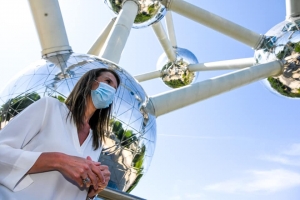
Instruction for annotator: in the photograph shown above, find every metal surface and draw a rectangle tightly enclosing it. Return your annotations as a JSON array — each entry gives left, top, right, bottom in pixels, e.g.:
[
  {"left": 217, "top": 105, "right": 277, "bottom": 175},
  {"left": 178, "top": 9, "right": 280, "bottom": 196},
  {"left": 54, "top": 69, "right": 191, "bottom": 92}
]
[
  {"left": 286, "top": 0, "right": 300, "bottom": 19},
  {"left": 134, "top": 70, "right": 162, "bottom": 82},
  {"left": 152, "top": 21, "right": 177, "bottom": 62},
  {"left": 156, "top": 47, "right": 198, "bottom": 88},
  {"left": 100, "top": 1, "right": 138, "bottom": 64},
  {"left": 147, "top": 60, "right": 283, "bottom": 117},
  {"left": 160, "top": 0, "right": 263, "bottom": 49},
  {"left": 101, "top": 0, "right": 138, "bottom": 64},
  {"left": 104, "top": 0, "right": 167, "bottom": 29},
  {"left": 88, "top": 18, "right": 116, "bottom": 56},
  {"left": 188, "top": 57, "right": 254, "bottom": 72},
  {"left": 254, "top": 17, "right": 300, "bottom": 98},
  {"left": 165, "top": 11, "right": 177, "bottom": 47},
  {"left": 134, "top": 58, "right": 254, "bottom": 82},
  {"left": 28, "top": 0, "right": 72, "bottom": 56},
  {"left": 0, "top": 53, "right": 156, "bottom": 193},
  {"left": 98, "top": 187, "right": 146, "bottom": 200}
]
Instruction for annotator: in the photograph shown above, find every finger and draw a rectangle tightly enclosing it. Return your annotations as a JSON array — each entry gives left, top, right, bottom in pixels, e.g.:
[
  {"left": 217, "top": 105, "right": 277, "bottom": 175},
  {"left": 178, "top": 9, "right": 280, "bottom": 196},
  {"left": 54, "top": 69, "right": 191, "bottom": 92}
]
[
  {"left": 96, "top": 184, "right": 106, "bottom": 193},
  {"left": 86, "top": 156, "right": 101, "bottom": 166},
  {"left": 85, "top": 158, "right": 103, "bottom": 185},
  {"left": 80, "top": 172, "right": 91, "bottom": 188},
  {"left": 100, "top": 166, "right": 110, "bottom": 178},
  {"left": 86, "top": 156, "right": 92, "bottom": 161},
  {"left": 91, "top": 165, "right": 105, "bottom": 184},
  {"left": 100, "top": 165, "right": 109, "bottom": 170},
  {"left": 87, "top": 169, "right": 99, "bottom": 189},
  {"left": 98, "top": 175, "right": 110, "bottom": 188},
  {"left": 76, "top": 174, "right": 85, "bottom": 188},
  {"left": 87, "top": 188, "right": 97, "bottom": 198},
  {"left": 102, "top": 170, "right": 111, "bottom": 179},
  {"left": 93, "top": 161, "right": 101, "bottom": 166}
]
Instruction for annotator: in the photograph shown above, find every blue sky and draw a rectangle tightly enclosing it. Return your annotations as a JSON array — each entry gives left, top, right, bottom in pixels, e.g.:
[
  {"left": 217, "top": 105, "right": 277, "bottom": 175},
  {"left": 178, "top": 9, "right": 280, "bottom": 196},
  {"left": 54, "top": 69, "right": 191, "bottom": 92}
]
[{"left": 0, "top": 0, "right": 299, "bottom": 199}]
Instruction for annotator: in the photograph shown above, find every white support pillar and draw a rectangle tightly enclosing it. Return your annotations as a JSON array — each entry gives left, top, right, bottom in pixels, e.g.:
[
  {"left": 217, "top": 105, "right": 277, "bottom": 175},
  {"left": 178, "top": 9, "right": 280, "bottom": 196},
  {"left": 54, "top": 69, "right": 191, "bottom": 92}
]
[
  {"left": 162, "top": 0, "right": 263, "bottom": 49},
  {"left": 188, "top": 58, "right": 254, "bottom": 72},
  {"left": 88, "top": 18, "right": 116, "bottom": 56},
  {"left": 152, "top": 21, "right": 177, "bottom": 62},
  {"left": 100, "top": 1, "right": 138, "bottom": 64},
  {"left": 134, "top": 70, "right": 162, "bottom": 82},
  {"left": 28, "top": 0, "right": 72, "bottom": 56},
  {"left": 134, "top": 58, "right": 253, "bottom": 82},
  {"left": 147, "top": 60, "right": 283, "bottom": 117},
  {"left": 165, "top": 11, "right": 177, "bottom": 47},
  {"left": 286, "top": 0, "right": 300, "bottom": 19}
]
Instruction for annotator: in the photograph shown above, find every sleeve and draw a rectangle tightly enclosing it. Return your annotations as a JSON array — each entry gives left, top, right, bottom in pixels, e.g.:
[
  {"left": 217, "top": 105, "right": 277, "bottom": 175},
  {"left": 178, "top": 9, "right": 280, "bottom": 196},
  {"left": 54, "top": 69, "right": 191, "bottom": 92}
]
[{"left": 0, "top": 97, "right": 49, "bottom": 191}]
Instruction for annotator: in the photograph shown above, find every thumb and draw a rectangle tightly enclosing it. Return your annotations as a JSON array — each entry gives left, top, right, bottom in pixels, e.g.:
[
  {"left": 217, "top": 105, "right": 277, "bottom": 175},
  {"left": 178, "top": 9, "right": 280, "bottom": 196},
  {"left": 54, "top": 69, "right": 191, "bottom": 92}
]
[
  {"left": 86, "top": 156, "right": 101, "bottom": 165},
  {"left": 86, "top": 156, "right": 92, "bottom": 161}
]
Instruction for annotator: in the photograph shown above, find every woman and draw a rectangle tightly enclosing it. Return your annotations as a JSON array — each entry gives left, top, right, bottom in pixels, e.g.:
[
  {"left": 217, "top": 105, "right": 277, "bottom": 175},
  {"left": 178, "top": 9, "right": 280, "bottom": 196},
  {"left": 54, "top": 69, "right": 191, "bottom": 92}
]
[{"left": 0, "top": 68, "right": 120, "bottom": 200}]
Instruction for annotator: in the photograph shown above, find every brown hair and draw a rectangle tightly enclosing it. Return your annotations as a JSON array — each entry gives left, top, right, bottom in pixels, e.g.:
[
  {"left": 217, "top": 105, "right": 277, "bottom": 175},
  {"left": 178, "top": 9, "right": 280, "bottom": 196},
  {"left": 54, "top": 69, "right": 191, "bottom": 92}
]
[{"left": 65, "top": 68, "right": 120, "bottom": 150}]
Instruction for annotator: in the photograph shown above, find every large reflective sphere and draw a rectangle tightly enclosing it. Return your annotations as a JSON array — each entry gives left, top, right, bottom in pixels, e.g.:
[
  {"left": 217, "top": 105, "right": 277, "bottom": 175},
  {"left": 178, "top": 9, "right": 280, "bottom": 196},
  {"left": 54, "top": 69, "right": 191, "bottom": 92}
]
[
  {"left": 254, "top": 18, "right": 300, "bottom": 98},
  {"left": 104, "top": 0, "right": 166, "bottom": 29},
  {"left": 0, "top": 53, "right": 156, "bottom": 193},
  {"left": 157, "top": 47, "right": 198, "bottom": 88}
]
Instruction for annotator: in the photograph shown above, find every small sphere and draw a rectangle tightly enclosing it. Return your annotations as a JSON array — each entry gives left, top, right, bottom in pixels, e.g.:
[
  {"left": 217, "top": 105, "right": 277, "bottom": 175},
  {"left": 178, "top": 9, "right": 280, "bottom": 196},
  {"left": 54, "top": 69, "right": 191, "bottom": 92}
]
[
  {"left": 157, "top": 47, "right": 198, "bottom": 88},
  {"left": 104, "top": 0, "right": 167, "bottom": 29},
  {"left": 254, "top": 18, "right": 300, "bottom": 98}
]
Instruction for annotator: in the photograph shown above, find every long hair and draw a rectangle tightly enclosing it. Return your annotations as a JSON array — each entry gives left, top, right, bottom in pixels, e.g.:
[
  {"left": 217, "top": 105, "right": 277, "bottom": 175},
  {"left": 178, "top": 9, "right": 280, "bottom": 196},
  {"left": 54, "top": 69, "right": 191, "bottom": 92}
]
[{"left": 65, "top": 68, "right": 120, "bottom": 150}]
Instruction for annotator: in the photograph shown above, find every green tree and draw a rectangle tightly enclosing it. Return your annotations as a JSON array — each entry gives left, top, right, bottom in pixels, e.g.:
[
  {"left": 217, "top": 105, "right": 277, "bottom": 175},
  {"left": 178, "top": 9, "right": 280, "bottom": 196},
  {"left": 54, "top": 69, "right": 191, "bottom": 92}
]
[
  {"left": 267, "top": 77, "right": 300, "bottom": 98},
  {"left": 0, "top": 92, "right": 41, "bottom": 124}
]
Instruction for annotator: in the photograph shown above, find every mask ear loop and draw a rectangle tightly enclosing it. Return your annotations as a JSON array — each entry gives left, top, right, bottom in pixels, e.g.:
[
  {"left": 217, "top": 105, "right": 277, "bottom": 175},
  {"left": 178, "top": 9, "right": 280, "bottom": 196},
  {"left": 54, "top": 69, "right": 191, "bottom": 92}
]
[{"left": 94, "top": 79, "right": 101, "bottom": 85}]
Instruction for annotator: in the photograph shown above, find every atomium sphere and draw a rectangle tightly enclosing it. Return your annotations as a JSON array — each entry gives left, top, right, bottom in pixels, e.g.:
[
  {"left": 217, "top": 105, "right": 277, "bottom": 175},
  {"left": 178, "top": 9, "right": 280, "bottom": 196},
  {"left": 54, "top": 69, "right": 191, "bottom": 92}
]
[
  {"left": 0, "top": 53, "right": 156, "bottom": 193},
  {"left": 104, "top": 0, "right": 166, "bottom": 29},
  {"left": 157, "top": 47, "right": 199, "bottom": 88},
  {"left": 254, "top": 17, "right": 300, "bottom": 98}
]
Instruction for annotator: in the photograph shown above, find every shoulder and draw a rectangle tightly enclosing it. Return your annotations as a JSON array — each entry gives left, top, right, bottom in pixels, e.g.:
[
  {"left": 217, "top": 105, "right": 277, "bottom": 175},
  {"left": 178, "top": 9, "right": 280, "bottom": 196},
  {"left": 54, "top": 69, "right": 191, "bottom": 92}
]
[
  {"left": 32, "top": 96, "right": 65, "bottom": 111},
  {"left": 44, "top": 96, "right": 68, "bottom": 110},
  {"left": 45, "top": 96, "right": 61, "bottom": 105}
]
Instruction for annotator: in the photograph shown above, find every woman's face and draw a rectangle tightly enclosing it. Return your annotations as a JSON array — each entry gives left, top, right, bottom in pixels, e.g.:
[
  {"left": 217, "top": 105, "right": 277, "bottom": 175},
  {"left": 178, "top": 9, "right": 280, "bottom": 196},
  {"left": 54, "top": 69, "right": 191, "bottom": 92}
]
[{"left": 92, "top": 71, "right": 118, "bottom": 90}]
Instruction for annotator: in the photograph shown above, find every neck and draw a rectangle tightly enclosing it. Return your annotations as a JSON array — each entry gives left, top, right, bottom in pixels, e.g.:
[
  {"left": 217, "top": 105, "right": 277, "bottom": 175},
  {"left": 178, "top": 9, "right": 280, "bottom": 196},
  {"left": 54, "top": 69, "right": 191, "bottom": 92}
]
[{"left": 84, "top": 96, "right": 96, "bottom": 123}]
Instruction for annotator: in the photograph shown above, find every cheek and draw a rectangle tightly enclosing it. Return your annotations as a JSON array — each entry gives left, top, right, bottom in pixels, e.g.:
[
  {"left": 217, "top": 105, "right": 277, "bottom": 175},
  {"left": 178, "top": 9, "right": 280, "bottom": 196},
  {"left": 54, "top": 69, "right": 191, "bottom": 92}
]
[{"left": 91, "top": 82, "right": 98, "bottom": 90}]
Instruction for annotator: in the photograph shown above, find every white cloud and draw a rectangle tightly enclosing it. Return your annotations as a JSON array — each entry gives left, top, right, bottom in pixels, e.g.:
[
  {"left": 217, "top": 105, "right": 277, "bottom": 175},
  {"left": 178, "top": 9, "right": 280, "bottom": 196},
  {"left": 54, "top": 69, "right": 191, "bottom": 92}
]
[
  {"left": 260, "top": 143, "right": 300, "bottom": 166},
  {"left": 168, "top": 180, "right": 206, "bottom": 200},
  {"left": 157, "top": 134, "right": 249, "bottom": 140},
  {"left": 169, "top": 193, "right": 206, "bottom": 200},
  {"left": 204, "top": 169, "right": 300, "bottom": 193},
  {"left": 283, "top": 143, "right": 300, "bottom": 156},
  {"left": 169, "top": 195, "right": 181, "bottom": 200},
  {"left": 260, "top": 155, "right": 300, "bottom": 166},
  {"left": 185, "top": 193, "right": 205, "bottom": 199}
]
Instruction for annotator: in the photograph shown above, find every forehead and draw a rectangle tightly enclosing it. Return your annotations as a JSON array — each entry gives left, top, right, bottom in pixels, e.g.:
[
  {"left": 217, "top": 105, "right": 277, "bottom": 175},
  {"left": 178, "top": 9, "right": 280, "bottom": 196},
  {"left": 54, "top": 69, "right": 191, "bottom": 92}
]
[
  {"left": 96, "top": 71, "right": 118, "bottom": 87},
  {"left": 98, "top": 71, "right": 116, "bottom": 80}
]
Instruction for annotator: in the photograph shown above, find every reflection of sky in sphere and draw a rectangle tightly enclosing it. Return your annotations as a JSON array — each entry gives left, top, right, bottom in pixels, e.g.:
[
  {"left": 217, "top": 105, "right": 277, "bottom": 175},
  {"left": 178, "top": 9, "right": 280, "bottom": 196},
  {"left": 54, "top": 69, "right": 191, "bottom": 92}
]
[
  {"left": 254, "top": 18, "right": 300, "bottom": 98},
  {"left": 0, "top": 53, "right": 156, "bottom": 192}
]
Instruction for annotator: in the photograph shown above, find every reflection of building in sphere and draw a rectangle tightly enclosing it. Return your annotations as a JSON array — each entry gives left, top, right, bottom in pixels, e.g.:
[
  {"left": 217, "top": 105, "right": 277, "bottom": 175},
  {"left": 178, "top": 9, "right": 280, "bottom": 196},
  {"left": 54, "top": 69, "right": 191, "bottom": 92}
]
[
  {"left": 254, "top": 18, "right": 300, "bottom": 98},
  {"left": 157, "top": 47, "right": 198, "bottom": 88},
  {"left": 0, "top": 53, "right": 156, "bottom": 192},
  {"left": 104, "top": 0, "right": 166, "bottom": 28}
]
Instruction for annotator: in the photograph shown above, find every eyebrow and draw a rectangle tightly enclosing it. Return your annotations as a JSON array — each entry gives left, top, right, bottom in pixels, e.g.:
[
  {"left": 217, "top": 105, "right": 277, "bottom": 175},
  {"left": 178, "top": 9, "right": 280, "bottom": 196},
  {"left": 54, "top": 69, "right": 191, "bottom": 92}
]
[{"left": 102, "top": 76, "right": 117, "bottom": 88}]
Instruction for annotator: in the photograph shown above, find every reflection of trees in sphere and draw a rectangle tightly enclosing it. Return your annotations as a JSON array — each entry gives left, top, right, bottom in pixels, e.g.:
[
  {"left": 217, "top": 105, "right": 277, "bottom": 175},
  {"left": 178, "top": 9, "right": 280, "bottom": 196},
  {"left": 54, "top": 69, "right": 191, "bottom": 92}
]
[
  {"left": 157, "top": 47, "right": 198, "bottom": 88},
  {"left": 254, "top": 18, "right": 300, "bottom": 98},
  {"left": 104, "top": 0, "right": 166, "bottom": 28},
  {"left": 0, "top": 53, "right": 156, "bottom": 192}
]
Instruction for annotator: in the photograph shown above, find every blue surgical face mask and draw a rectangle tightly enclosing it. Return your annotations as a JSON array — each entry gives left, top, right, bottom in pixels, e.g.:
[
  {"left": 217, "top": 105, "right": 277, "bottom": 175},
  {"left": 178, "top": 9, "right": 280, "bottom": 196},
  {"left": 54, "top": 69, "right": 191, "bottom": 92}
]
[{"left": 91, "top": 82, "right": 116, "bottom": 109}]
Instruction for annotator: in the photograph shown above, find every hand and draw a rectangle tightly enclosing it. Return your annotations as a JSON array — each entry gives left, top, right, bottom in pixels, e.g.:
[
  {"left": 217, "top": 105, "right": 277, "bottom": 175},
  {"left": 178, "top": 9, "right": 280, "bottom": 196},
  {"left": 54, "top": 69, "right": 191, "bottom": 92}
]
[
  {"left": 87, "top": 158, "right": 111, "bottom": 198},
  {"left": 57, "top": 154, "right": 105, "bottom": 190}
]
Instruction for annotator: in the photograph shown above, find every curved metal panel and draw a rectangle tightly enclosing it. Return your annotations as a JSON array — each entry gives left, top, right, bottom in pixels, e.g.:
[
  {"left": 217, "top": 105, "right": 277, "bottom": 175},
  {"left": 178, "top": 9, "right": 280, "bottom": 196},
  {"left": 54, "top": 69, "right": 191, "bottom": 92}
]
[{"left": 0, "top": 53, "right": 156, "bottom": 192}]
